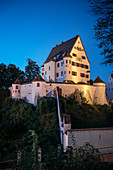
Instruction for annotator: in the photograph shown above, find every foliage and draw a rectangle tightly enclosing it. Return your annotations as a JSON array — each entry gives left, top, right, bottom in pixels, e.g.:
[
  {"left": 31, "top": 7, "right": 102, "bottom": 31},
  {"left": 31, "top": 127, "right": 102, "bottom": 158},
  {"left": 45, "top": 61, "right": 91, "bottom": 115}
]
[
  {"left": 0, "top": 89, "right": 10, "bottom": 104},
  {"left": 43, "top": 143, "right": 110, "bottom": 170},
  {"left": 25, "top": 58, "right": 40, "bottom": 82},
  {"left": 0, "top": 97, "right": 59, "bottom": 169},
  {"left": 0, "top": 58, "right": 40, "bottom": 89},
  {"left": 88, "top": 0, "right": 113, "bottom": 65},
  {"left": 60, "top": 96, "right": 113, "bottom": 129},
  {"left": 0, "top": 63, "right": 25, "bottom": 89}
]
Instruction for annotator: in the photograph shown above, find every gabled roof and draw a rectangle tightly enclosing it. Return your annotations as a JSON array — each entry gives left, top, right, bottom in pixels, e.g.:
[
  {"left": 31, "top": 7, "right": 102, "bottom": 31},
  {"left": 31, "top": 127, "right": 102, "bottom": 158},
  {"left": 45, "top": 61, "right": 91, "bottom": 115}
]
[
  {"left": 33, "top": 75, "right": 45, "bottom": 82},
  {"left": 93, "top": 76, "right": 105, "bottom": 83},
  {"left": 13, "top": 79, "right": 22, "bottom": 84},
  {"left": 44, "top": 35, "right": 79, "bottom": 63}
]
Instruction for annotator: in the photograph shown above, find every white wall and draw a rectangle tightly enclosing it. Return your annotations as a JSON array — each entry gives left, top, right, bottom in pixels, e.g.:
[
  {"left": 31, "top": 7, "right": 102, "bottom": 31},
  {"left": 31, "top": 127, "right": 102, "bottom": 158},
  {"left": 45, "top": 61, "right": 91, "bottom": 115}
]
[
  {"left": 21, "top": 83, "right": 32, "bottom": 103},
  {"left": 67, "top": 128, "right": 113, "bottom": 154},
  {"left": 32, "top": 81, "right": 46, "bottom": 105},
  {"left": 46, "top": 83, "right": 108, "bottom": 105}
]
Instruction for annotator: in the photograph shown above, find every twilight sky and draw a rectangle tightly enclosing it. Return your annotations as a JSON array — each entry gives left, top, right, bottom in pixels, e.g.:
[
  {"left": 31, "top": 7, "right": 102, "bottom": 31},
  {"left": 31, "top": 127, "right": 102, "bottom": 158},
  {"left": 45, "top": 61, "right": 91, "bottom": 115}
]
[{"left": 0, "top": 0, "right": 112, "bottom": 82}]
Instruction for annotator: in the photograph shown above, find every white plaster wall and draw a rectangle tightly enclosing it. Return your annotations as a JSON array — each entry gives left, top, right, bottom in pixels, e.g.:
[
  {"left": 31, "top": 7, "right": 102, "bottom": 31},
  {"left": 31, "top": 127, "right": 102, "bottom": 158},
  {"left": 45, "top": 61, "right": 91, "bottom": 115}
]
[
  {"left": 12, "top": 84, "right": 21, "bottom": 99},
  {"left": 46, "top": 83, "right": 100, "bottom": 104},
  {"left": 32, "top": 81, "right": 46, "bottom": 105},
  {"left": 21, "top": 83, "right": 32, "bottom": 103},
  {"left": 63, "top": 57, "right": 72, "bottom": 82},
  {"left": 68, "top": 128, "right": 113, "bottom": 154},
  {"left": 55, "top": 60, "right": 64, "bottom": 82},
  {"left": 93, "top": 83, "right": 108, "bottom": 105},
  {"left": 106, "top": 75, "right": 113, "bottom": 100},
  {"left": 44, "top": 61, "right": 54, "bottom": 82}
]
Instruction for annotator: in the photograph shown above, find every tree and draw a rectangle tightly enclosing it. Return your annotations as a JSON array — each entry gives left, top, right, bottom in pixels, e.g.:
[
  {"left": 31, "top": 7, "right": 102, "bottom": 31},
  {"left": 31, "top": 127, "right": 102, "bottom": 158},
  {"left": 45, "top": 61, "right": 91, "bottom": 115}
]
[
  {"left": 7, "top": 64, "right": 25, "bottom": 87},
  {"left": 25, "top": 58, "right": 40, "bottom": 82},
  {"left": 0, "top": 63, "right": 25, "bottom": 89},
  {"left": 0, "top": 63, "right": 7, "bottom": 88},
  {"left": 88, "top": 0, "right": 113, "bottom": 65}
]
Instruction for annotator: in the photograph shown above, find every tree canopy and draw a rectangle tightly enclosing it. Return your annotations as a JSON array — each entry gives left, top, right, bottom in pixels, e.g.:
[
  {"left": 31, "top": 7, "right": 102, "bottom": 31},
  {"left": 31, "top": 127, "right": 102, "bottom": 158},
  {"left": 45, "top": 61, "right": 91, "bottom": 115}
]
[
  {"left": 88, "top": 0, "right": 113, "bottom": 65},
  {"left": 25, "top": 58, "right": 40, "bottom": 82},
  {"left": 0, "top": 58, "right": 40, "bottom": 89}
]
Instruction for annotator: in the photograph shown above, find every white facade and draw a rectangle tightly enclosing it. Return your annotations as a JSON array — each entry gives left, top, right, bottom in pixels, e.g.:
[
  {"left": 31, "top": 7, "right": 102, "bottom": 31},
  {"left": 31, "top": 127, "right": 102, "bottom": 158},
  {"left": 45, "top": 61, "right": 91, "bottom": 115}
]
[
  {"left": 12, "top": 77, "right": 108, "bottom": 106},
  {"left": 66, "top": 128, "right": 113, "bottom": 155},
  {"left": 106, "top": 74, "right": 113, "bottom": 100},
  {"left": 41, "top": 36, "right": 90, "bottom": 84}
]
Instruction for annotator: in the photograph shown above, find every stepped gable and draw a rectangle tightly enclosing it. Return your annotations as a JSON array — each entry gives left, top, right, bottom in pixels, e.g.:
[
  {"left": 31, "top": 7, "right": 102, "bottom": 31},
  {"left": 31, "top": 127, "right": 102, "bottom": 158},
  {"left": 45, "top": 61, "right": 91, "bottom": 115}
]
[
  {"left": 93, "top": 76, "right": 105, "bottom": 83},
  {"left": 44, "top": 35, "right": 79, "bottom": 63},
  {"left": 33, "top": 75, "right": 45, "bottom": 82},
  {"left": 13, "top": 79, "right": 22, "bottom": 84}
]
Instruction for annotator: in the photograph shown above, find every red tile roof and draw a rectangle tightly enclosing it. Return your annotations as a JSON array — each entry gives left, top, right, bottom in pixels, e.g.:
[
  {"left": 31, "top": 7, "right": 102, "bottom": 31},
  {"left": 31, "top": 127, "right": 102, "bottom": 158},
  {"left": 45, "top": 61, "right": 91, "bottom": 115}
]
[
  {"left": 44, "top": 35, "right": 79, "bottom": 63},
  {"left": 33, "top": 75, "right": 45, "bottom": 82},
  {"left": 93, "top": 76, "right": 105, "bottom": 83},
  {"left": 13, "top": 79, "right": 22, "bottom": 84}
]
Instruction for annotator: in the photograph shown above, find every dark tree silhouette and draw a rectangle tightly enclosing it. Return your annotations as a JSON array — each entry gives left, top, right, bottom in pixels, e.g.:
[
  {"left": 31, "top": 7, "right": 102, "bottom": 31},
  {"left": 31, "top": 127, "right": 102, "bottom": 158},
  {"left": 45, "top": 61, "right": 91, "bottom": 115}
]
[
  {"left": 88, "top": 0, "right": 113, "bottom": 65},
  {"left": 25, "top": 58, "right": 40, "bottom": 82}
]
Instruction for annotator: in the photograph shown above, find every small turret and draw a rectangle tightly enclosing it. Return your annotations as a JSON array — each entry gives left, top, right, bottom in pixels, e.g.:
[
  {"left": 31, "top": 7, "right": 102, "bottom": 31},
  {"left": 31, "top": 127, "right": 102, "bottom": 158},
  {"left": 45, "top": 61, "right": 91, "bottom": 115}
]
[
  {"left": 12, "top": 79, "right": 21, "bottom": 99},
  {"left": 93, "top": 76, "right": 108, "bottom": 105}
]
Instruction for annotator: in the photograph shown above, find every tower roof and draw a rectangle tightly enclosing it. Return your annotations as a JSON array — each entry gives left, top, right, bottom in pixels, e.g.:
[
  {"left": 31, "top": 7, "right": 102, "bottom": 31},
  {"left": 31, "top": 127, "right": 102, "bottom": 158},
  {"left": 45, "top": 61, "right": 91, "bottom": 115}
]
[
  {"left": 44, "top": 35, "right": 79, "bottom": 63},
  {"left": 33, "top": 75, "right": 45, "bottom": 82},
  {"left": 13, "top": 79, "right": 22, "bottom": 84},
  {"left": 93, "top": 76, "right": 105, "bottom": 83}
]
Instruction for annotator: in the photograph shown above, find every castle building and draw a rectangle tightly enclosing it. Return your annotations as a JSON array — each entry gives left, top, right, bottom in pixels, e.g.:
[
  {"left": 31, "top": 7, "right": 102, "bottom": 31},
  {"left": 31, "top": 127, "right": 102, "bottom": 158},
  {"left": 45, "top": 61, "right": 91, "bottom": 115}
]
[
  {"left": 41, "top": 35, "right": 90, "bottom": 84},
  {"left": 106, "top": 74, "right": 113, "bottom": 100},
  {"left": 11, "top": 35, "right": 108, "bottom": 106}
]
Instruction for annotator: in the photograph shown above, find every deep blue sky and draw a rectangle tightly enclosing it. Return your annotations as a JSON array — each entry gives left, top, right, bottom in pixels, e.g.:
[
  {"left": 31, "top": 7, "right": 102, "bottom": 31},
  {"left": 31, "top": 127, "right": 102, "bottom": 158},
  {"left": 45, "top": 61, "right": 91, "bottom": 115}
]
[{"left": 0, "top": 0, "right": 112, "bottom": 82}]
